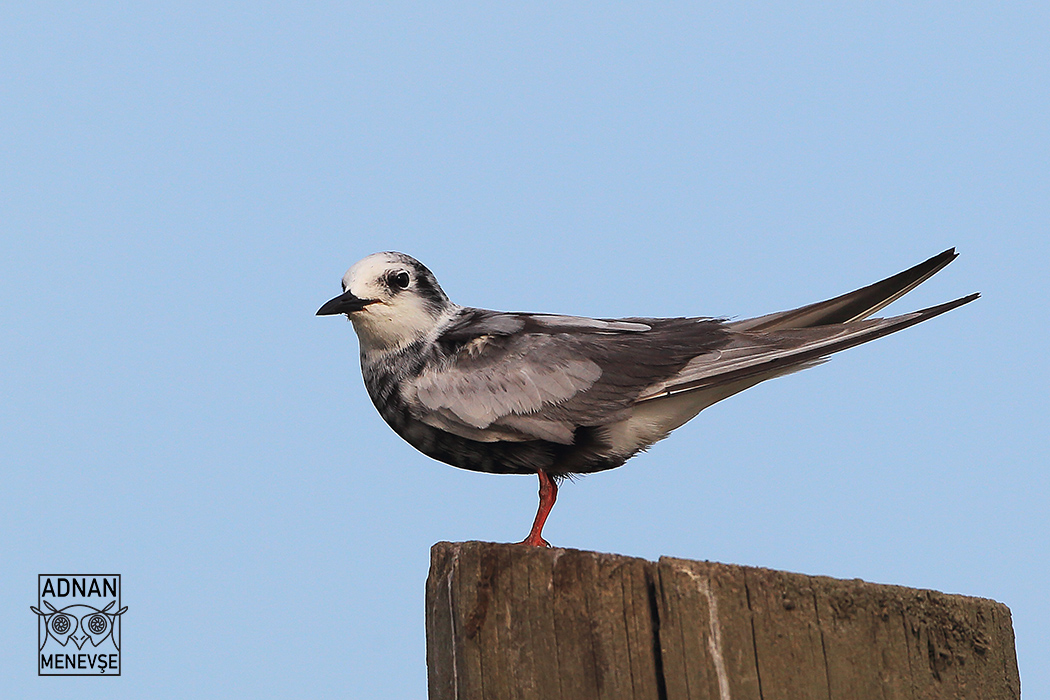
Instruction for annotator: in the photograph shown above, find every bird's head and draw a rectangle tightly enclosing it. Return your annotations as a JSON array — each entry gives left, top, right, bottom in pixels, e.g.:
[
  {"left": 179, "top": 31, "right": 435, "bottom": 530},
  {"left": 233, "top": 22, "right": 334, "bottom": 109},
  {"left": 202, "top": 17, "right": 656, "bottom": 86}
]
[{"left": 317, "top": 252, "right": 453, "bottom": 353}]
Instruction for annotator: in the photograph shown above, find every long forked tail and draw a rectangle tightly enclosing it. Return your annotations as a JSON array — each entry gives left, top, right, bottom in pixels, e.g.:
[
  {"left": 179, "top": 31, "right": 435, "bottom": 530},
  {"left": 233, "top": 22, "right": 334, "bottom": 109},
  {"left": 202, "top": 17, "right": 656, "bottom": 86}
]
[{"left": 730, "top": 248, "right": 961, "bottom": 332}]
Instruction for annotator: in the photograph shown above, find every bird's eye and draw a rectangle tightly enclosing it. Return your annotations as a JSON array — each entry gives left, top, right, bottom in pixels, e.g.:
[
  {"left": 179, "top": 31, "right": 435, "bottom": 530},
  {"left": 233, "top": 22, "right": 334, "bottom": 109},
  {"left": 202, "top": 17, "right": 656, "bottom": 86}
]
[{"left": 392, "top": 271, "right": 411, "bottom": 289}]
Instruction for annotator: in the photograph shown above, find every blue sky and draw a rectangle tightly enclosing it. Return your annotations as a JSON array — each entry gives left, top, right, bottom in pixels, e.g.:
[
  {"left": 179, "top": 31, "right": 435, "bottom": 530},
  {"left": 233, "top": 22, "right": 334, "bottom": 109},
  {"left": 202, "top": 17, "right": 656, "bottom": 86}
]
[{"left": 1, "top": 3, "right": 1046, "bottom": 697}]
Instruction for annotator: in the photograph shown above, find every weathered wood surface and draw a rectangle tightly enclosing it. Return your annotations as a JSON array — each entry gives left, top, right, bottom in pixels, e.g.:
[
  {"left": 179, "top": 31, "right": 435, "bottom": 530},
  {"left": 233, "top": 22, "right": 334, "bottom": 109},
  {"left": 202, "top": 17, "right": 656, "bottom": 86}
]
[{"left": 426, "top": 541, "right": 1019, "bottom": 700}]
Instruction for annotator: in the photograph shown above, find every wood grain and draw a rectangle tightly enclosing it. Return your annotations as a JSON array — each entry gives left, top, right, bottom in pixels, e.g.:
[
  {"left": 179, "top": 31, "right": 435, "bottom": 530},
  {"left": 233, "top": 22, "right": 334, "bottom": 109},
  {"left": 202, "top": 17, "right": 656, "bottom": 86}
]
[{"left": 426, "top": 542, "right": 1019, "bottom": 700}]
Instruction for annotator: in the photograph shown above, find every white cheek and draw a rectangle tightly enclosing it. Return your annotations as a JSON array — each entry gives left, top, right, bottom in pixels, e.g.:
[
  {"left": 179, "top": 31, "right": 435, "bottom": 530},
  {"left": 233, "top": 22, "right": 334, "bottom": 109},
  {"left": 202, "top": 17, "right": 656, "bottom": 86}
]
[{"left": 351, "top": 297, "right": 438, "bottom": 352}]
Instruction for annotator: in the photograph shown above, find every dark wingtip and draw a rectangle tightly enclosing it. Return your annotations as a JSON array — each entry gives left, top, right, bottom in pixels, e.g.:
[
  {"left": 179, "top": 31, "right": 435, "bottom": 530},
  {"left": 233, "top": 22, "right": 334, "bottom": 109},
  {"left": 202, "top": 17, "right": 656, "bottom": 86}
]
[
  {"left": 914, "top": 291, "right": 980, "bottom": 319},
  {"left": 733, "top": 247, "right": 970, "bottom": 332},
  {"left": 922, "top": 247, "right": 959, "bottom": 273}
]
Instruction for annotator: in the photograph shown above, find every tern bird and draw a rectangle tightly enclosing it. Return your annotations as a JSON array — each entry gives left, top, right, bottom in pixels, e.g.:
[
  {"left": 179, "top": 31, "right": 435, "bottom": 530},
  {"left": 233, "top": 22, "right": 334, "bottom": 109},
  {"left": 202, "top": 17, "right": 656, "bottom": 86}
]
[{"left": 318, "top": 249, "right": 976, "bottom": 546}]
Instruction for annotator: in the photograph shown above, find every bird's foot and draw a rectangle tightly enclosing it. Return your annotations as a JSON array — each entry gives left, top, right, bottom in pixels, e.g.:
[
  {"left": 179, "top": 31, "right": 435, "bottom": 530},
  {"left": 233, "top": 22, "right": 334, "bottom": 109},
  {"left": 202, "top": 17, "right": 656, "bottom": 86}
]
[{"left": 517, "top": 532, "right": 552, "bottom": 547}]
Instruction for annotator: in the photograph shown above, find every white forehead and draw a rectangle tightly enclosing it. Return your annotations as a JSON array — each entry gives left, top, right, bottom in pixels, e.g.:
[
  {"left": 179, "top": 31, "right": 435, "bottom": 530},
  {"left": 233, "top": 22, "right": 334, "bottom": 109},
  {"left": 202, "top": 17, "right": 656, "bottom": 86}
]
[{"left": 342, "top": 252, "right": 406, "bottom": 291}]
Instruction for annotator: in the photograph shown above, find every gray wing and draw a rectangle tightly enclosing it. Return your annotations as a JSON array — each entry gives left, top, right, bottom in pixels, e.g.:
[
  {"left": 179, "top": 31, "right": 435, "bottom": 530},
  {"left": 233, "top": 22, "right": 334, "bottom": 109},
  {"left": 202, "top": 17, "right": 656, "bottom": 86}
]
[
  {"left": 401, "top": 311, "right": 729, "bottom": 444},
  {"left": 730, "top": 248, "right": 960, "bottom": 331},
  {"left": 639, "top": 294, "right": 978, "bottom": 401}
]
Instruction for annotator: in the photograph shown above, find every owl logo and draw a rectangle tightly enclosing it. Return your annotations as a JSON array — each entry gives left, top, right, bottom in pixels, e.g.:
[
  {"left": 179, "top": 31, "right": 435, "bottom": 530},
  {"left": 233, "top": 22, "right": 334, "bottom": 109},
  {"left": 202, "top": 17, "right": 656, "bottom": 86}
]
[{"left": 31, "top": 600, "right": 128, "bottom": 651}]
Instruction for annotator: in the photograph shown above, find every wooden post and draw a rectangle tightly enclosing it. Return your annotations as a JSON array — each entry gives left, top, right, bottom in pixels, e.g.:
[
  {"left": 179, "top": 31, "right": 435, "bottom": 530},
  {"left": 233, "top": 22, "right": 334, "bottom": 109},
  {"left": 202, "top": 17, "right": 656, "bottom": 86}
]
[{"left": 426, "top": 541, "right": 1019, "bottom": 700}]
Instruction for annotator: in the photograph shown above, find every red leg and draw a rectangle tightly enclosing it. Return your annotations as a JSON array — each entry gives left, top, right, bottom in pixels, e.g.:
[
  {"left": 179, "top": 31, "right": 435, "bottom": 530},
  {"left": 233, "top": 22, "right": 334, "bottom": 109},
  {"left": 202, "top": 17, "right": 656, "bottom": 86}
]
[{"left": 518, "top": 470, "right": 558, "bottom": 547}]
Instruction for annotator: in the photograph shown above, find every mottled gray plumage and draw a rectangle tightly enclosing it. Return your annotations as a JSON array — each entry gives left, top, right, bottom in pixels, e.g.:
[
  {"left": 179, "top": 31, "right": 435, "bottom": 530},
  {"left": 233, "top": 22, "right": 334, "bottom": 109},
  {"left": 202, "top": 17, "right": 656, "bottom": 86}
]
[{"left": 317, "top": 248, "right": 976, "bottom": 544}]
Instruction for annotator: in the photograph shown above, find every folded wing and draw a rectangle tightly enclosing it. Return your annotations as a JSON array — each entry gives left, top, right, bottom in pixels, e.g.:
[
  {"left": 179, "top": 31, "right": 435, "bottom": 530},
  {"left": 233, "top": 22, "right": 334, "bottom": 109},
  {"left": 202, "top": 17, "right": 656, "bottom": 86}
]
[
  {"left": 403, "top": 313, "right": 729, "bottom": 444},
  {"left": 730, "top": 248, "right": 960, "bottom": 331},
  {"left": 639, "top": 294, "right": 978, "bottom": 402}
]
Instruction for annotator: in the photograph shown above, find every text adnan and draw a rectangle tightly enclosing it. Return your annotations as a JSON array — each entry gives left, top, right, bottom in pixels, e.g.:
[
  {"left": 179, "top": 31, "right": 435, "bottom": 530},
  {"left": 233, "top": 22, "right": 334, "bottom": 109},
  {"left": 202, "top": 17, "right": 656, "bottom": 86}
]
[{"left": 41, "top": 577, "right": 118, "bottom": 598}]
